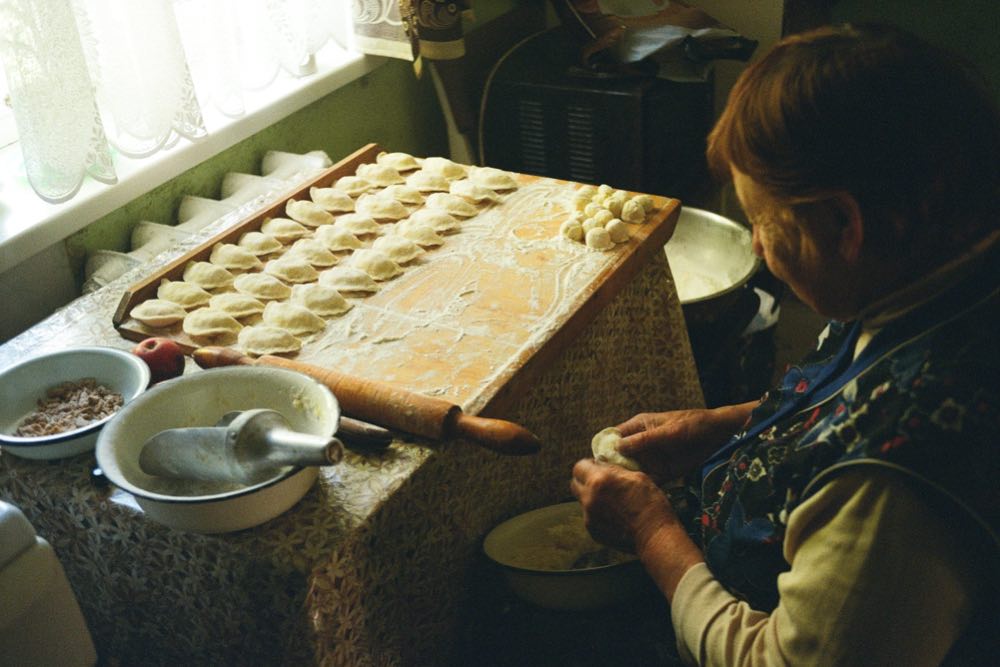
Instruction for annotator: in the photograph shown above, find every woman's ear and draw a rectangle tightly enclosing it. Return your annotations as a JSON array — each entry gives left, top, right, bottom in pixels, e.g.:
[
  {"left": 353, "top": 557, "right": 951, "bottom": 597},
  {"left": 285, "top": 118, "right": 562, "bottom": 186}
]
[{"left": 830, "top": 193, "right": 864, "bottom": 263}]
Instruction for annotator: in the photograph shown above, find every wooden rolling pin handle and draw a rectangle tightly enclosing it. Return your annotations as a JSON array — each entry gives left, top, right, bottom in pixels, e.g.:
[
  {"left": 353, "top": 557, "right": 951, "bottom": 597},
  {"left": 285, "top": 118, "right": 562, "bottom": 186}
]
[{"left": 448, "top": 413, "right": 541, "bottom": 456}]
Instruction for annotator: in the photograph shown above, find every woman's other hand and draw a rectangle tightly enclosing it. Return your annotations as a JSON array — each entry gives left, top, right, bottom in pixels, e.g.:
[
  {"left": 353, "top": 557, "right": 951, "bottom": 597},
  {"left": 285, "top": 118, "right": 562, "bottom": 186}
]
[{"left": 616, "top": 401, "right": 757, "bottom": 482}]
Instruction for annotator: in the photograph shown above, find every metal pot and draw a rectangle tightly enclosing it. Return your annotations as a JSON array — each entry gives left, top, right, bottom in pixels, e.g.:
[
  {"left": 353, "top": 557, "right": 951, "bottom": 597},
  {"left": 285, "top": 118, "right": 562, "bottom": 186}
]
[{"left": 664, "top": 207, "right": 760, "bottom": 326}]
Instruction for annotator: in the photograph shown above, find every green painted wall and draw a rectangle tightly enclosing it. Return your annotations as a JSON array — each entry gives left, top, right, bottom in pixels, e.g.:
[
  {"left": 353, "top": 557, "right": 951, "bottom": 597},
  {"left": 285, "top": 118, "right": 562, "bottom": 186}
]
[{"left": 64, "top": 58, "right": 448, "bottom": 282}]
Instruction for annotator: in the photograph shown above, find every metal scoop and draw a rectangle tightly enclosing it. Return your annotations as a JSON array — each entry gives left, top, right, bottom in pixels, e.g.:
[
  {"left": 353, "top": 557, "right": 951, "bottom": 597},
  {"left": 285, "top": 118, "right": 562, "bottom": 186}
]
[{"left": 138, "top": 409, "right": 343, "bottom": 485}]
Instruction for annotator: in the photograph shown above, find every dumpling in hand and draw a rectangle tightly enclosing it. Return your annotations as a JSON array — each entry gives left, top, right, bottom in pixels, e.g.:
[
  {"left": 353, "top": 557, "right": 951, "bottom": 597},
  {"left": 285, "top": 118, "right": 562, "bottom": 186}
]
[
  {"left": 183, "top": 261, "right": 234, "bottom": 290},
  {"left": 449, "top": 180, "right": 500, "bottom": 203},
  {"left": 376, "top": 151, "right": 420, "bottom": 172},
  {"left": 264, "top": 256, "right": 319, "bottom": 284},
  {"left": 356, "top": 163, "right": 405, "bottom": 186},
  {"left": 334, "top": 213, "right": 382, "bottom": 237},
  {"left": 233, "top": 273, "right": 292, "bottom": 300},
  {"left": 209, "top": 292, "right": 266, "bottom": 319},
  {"left": 394, "top": 220, "right": 444, "bottom": 247},
  {"left": 287, "top": 239, "right": 339, "bottom": 267},
  {"left": 408, "top": 208, "right": 461, "bottom": 232},
  {"left": 183, "top": 308, "right": 243, "bottom": 338},
  {"left": 421, "top": 156, "right": 466, "bottom": 181},
  {"left": 350, "top": 249, "right": 403, "bottom": 281},
  {"left": 319, "top": 266, "right": 379, "bottom": 294},
  {"left": 334, "top": 175, "right": 374, "bottom": 196},
  {"left": 157, "top": 279, "right": 211, "bottom": 308},
  {"left": 314, "top": 225, "right": 364, "bottom": 251},
  {"left": 469, "top": 166, "right": 518, "bottom": 191},
  {"left": 372, "top": 235, "right": 423, "bottom": 264},
  {"left": 209, "top": 243, "right": 263, "bottom": 271},
  {"left": 309, "top": 187, "right": 355, "bottom": 213},
  {"left": 238, "top": 231, "right": 283, "bottom": 256},
  {"left": 238, "top": 325, "right": 302, "bottom": 356},
  {"left": 286, "top": 199, "right": 335, "bottom": 227},
  {"left": 260, "top": 217, "right": 309, "bottom": 242},
  {"left": 378, "top": 184, "right": 425, "bottom": 205},
  {"left": 262, "top": 301, "right": 325, "bottom": 335},
  {"left": 356, "top": 194, "right": 408, "bottom": 221},
  {"left": 291, "top": 283, "right": 353, "bottom": 316},
  {"left": 406, "top": 170, "right": 450, "bottom": 193},
  {"left": 424, "top": 192, "right": 479, "bottom": 218},
  {"left": 130, "top": 299, "right": 186, "bottom": 328}
]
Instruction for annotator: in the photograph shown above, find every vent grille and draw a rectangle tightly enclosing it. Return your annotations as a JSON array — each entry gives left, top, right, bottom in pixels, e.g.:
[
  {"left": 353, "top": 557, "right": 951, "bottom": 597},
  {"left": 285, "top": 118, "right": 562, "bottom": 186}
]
[
  {"left": 565, "top": 104, "right": 597, "bottom": 183},
  {"left": 516, "top": 99, "right": 547, "bottom": 174}
]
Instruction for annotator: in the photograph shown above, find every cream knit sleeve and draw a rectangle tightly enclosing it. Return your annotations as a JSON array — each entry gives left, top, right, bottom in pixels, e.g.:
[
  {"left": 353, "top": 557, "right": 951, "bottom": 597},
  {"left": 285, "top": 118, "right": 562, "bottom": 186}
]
[{"left": 670, "top": 467, "right": 979, "bottom": 666}]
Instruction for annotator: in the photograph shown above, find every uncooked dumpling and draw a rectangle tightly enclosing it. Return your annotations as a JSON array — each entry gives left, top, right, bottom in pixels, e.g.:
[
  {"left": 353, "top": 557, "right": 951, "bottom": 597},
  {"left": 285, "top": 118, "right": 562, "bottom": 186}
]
[
  {"left": 238, "top": 325, "right": 301, "bottom": 356},
  {"left": 350, "top": 249, "right": 403, "bottom": 281},
  {"left": 183, "top": 308, "right": 243, "bottom": 338},
  {"left": 606, "top": 219, "right": 630, "bottom": 244},
  {"left": 262, "top": 301, "right": 325, "bottom": 335},
  {"left": 372, "top": 235, "right": 424, "bottom": 263},
  {"left": 286, "top": 199, "right": 335, "bottom": 227},
  {"left": 130, "top": 299, "right": 186, "bottom": 328},
  {"left": 319, "top": 266, "right": 379, "bottom": 294},
  {"left": 183, "top": 261, "right": 234, "bottom": 290},
  {"left": 378, "top": 184, "right": 425, "bottom": 205},
  {"left": 356, "top": 162, "right": 405, "bottom": 186},
  {"left": 394, "top": 220, "right": 444, "bottom": 247},
  {"left": 314, "top": 225, "right": 364, "bottom": 251},
  {"left": 469, "top": 166, "right": 518, "bottom": 190},
  {"left": 209, "top": 292, "right": 266, "bottom": 319},
  {"left": 260, "top": 217, "right": 309, "bottom": 242},
  {"left": 356, "top": 194, "right": 408, "bottom": 221},
  {"left": 264, "top": 256, "right": 319, "bottom": 284},
  {"left": 424, "top": 192, "right": 479, "bottom": 218},
  {"left": 421, "top": 156, "right": 466, "bottom": 180},
  {"left": 408, "top": 208, "right": 461, "bottom": 232},
  {"left": 233, "top": 273, "right": 292, "bottom": 300},
  {"left": 157, "top": 279, "right": 212, "bottom": 308},
  {"left": 334, "top": 213, "right": 382, "bottom": 237},
  {"left": 238, "top": 231, "right": 284, "bottom": 256},
  {"left": 376, "top": 151, "right": 420, "bottom": 172},
  {"left": 287, "top": 239, "right": 339, "bottom": 267},
  {"left": 406, "top": 170, "right": 450, "bottom": 193},
  {"left": 591, "top": 427, "right": 640, "bottom": 471},
  {"left": 585, "top": 227, "right": 613, "bottom": 251},
  {"left": 334, "top": 175, "right": 374, "bottom": 196},
  {"left": 291, "top": 283, "right": 353, "bottom": 316},
  {"left": 620, "top": 199, "right": 646, "bottom": 224},
  {"left": 309, "top": 187, "right": 355, "bottom": 213},
  {"left": 449, "top": 180, "right": 500, "bottom": 203},
  {"left": 209, "top": 243, "right": 263, "bottom": 271}
]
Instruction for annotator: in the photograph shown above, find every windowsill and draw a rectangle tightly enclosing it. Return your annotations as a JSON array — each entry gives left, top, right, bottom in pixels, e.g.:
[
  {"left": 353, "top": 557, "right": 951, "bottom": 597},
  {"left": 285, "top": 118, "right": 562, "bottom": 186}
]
[{"left": 0, "top": 43, "right": 387, "bottom": 274}]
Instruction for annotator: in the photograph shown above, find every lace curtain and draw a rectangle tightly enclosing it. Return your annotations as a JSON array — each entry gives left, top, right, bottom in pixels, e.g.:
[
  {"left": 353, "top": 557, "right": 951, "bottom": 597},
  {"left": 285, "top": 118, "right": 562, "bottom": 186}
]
[{"left": 0, "top": 0, "right": 469, "bottom": 204}]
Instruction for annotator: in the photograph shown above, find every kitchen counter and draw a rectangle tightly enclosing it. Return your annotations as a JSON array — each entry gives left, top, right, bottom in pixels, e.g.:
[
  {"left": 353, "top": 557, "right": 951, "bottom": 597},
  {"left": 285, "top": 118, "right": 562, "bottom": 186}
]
[{"left": 0, "top": 169, "right": 703, "bottom": 665}]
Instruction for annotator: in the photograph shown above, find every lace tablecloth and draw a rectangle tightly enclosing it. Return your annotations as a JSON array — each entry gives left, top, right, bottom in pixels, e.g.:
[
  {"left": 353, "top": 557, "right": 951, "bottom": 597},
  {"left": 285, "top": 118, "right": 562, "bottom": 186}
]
[{"left": 0, "top": 198, "right": 703, "bottom": 665}]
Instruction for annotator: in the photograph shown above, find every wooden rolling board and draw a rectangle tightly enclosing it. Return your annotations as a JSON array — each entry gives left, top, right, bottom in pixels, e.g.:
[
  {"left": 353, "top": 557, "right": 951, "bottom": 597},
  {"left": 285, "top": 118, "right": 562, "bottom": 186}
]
[{"left": 115, "top": 144, "right": 681, "bottom": 418}]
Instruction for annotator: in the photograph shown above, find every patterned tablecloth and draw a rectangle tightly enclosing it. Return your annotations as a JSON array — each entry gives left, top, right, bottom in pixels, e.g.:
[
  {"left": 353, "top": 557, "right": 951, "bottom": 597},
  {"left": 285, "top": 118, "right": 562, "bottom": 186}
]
[{"left": 0, "top": 197, "right": 703, "bottom": 666}]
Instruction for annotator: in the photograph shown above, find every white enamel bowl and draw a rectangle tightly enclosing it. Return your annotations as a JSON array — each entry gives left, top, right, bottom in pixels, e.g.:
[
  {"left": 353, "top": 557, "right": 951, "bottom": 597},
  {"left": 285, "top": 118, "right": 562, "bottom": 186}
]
[
  {"left": 483, "top": 501, "right": 650, "bottom": 611},
  {"left": 0, "top": 347, "right": 151, "bottom": 460},
  {"left": 96, "top": 366, "right": 339, "bottom": 534}
]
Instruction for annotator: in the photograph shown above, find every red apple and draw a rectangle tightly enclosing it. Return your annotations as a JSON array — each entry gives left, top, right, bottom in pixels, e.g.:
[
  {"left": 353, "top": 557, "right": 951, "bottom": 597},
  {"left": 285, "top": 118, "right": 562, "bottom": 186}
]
[{"left": 132, "top": 337, "right": 185, "bottom": 384}]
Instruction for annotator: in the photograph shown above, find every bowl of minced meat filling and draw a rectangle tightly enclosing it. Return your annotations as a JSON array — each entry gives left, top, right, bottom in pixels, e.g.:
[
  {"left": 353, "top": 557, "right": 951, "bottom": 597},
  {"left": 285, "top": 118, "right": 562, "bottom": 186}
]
[{"left": 0, "top": 347, "right": 150, "bottom": 460}]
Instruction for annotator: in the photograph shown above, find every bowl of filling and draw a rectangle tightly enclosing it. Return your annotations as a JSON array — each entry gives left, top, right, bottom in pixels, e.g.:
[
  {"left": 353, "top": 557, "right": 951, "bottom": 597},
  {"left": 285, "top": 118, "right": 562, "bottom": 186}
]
[
  {"left": 0, "top": 347, "right": 151, "bottom": 460},
  {"left": 483, "top": 501, "right": 650, "bottom": 611}
]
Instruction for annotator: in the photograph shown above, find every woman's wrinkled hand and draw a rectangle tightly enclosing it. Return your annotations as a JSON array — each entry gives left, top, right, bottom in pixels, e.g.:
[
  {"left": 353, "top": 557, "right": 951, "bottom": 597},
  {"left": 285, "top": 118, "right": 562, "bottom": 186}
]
[
  {"left": 615, "top": 403, "right": 756, "bottom": 482},
  {"left": 569, "top": 458, "right": 676, "bottom": 553}
]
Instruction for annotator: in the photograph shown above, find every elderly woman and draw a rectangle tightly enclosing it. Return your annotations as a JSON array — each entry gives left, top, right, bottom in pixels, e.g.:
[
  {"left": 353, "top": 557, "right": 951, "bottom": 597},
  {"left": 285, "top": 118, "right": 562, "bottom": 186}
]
[{"left": 571, "top": 24, "right": 998, "bottom": 666}]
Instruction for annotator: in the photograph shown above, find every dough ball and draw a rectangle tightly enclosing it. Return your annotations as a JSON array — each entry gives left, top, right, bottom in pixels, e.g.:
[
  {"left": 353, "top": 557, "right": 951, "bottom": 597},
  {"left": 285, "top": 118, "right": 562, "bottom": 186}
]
[
  {"left": 583, "top": 202, "right": 602, "bottom": 218},
  {"left": 604, "top": 195, "right": 626, "bottom": 218},
  {"left": 560, "top": 219, "right": 584, "bottom": 242},
  {"left": 632, "top": 194, "right": 655, "bottom": 212},
  {"left": 606, "top": 219, "right": 630, "bottom": 244},
  {"left": 585, "top": 227, "right": 613, "bottom": 251},
  {"left": 593, "top": 209, "right": 615, "bottom": 226},
  {"left": 621, "top": 199, "right": 646, "bottom": 224},
  {"left": 591, "top": 427, "right": 640, "bottom": 471}
]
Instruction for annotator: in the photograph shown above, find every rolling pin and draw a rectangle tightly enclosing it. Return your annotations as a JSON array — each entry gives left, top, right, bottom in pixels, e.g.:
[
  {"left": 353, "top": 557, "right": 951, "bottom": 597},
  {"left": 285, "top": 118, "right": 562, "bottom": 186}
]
[{"left": 192, "top": 347, "right": 541, "bottom": 456}]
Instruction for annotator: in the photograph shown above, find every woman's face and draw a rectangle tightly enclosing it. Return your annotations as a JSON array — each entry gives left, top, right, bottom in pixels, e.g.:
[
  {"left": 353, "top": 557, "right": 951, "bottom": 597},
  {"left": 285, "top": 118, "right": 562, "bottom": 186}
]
[{"left": 732, "top": 169, "right": 854, "bottom": 318}]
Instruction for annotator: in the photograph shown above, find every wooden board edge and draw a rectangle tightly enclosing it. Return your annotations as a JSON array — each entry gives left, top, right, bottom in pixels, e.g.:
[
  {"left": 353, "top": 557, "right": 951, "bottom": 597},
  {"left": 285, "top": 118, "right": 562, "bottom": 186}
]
[{"left": 113, "top": 143, "right": 383, "bottom": 334}]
